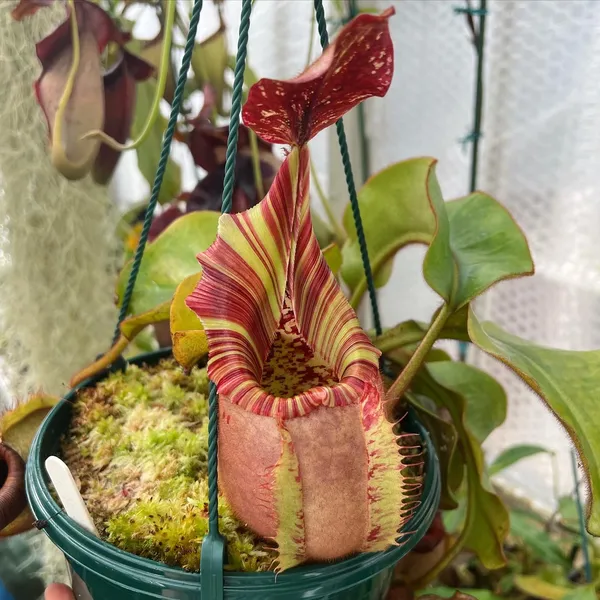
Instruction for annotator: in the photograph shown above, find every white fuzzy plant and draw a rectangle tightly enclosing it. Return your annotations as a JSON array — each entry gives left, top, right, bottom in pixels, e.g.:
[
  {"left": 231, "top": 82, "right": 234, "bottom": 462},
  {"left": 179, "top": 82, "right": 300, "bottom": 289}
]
[{"left": 0, "top": 1, "right": 118, "bottom": 400}]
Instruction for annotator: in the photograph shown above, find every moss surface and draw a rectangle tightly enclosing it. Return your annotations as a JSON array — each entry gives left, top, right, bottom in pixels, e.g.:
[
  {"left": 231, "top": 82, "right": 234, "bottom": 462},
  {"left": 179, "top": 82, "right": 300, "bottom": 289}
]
[{"left": 61, "top": 359, "right": 276, "bottom": 572}]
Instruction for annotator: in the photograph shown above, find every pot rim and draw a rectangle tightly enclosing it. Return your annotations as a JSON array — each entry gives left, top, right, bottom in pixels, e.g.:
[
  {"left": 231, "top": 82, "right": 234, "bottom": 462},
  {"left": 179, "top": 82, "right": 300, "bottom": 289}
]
[{"left": 26, "top": 348, "right": 441, "bottom": 593}]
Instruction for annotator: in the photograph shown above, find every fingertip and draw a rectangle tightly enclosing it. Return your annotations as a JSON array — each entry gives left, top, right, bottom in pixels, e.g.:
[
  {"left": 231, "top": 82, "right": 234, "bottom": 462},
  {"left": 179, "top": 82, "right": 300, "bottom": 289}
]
[{"left": 45, "top": 583, "right": 74, "bottom": 600}]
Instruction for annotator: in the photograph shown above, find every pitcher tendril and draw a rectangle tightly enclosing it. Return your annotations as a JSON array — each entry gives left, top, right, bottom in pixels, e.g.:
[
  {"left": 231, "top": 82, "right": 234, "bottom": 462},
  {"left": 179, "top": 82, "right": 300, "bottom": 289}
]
[{"left": 80, "top": 0, "right": 176, "bottom": 151}]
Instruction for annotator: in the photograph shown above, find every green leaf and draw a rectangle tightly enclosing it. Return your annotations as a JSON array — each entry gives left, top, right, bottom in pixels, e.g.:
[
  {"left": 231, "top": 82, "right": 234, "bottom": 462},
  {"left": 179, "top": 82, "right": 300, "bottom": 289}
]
[
  {"left": 509, "top": 510, "right": 569, "bottom": 568},
  {"left": 418, "top": 588, "right": 502, "bottom": 600},
  {"left": 409, "top": 395, "right": 462, "bottom": 510},
  {"left": 132, "top": 80, "right": 181, "bottom": 203},
  {"left": 489, "top": 444, "right": 551, "bottom": 476},
  {"left": 468, "top": 307, "right": 600, "bottom": 535},
  {"left": 442, "top": 492, "right": 466, "bottom": 534},
  {"left": 341, "top": 158, "right": 436, "bottom": 306},
  {"left": 432, "top": 361, "right": 507, "bottom": 444},
  {"left": 514, "top": 576, "right": 573, "bottom": 600},
  {"left": 170, "top": 273, "right": 208, "bottom": 371},
  {"left": 116, "top": 211, "right": 219, "bottom": 315},
  {"left": 558, "top": 496, "right": 579, "bottom": 529},
  {"left": 323, "top": 243, "right": 343, "bottom": 275},
  {"left": 311, "top": 210, "right": 334, "bottom": 249},
  {"left": 537, "top": 565, "right": 573, "bottom": 588},
  {"left": 192, "top": 25, "right": 228, "bottom": 114},
  {"left": 414, "top": 362, "right": 509, "bottom": 569},
  {"left": 342, "top": 158, "right": 533, "bottom": 310},
  {"left": 563, "top": 585, "right": 598, "bottom": 600},
  {"left": 424, "top": 191, "right": 534, "bottom": 310}
]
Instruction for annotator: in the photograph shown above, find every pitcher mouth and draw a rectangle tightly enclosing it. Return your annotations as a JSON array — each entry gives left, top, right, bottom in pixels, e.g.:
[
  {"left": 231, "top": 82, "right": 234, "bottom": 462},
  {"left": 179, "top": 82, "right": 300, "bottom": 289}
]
[
  {"left": 211, "top": 289, "right": 382, "bottom": 419},
  {"left": 0, "top": 442, "right": 27, "bottom": 532},
  {"left": 187, "top": 146, "right": 382, "bottom": 421}
]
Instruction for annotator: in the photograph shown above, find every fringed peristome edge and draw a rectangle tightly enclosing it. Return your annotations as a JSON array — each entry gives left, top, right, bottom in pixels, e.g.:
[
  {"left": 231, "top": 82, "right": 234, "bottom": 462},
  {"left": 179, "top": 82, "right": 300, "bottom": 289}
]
[{"left": 361, "top": 392, "right": 424, "bottom": 553}]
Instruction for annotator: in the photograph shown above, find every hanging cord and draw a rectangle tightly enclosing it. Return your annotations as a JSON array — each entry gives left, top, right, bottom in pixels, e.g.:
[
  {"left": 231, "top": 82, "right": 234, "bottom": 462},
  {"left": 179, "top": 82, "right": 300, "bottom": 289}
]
[
  {"left": 112, "top": 0, "right": 205, "bottom": 344},
  {"left": 206, "top": 0, "right": 252, "bottom": 533},
  {"left": 457, "top": 0, "right": 487, "bottom": 362},
  {"left": 348, "top": 0, "right": 370, "bottom": 184},
  {"left": 201, "top": 2, "right": 253, "bottom": 598},
  {"left": 313, "top": 0, "right": 382, "bottom": 337}
]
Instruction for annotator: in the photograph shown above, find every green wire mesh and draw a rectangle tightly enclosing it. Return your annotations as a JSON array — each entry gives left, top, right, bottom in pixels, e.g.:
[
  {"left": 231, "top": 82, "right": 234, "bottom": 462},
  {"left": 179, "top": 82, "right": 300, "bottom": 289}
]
[{"left": 114, "top": 0, "right": 382, "bottom": 596}]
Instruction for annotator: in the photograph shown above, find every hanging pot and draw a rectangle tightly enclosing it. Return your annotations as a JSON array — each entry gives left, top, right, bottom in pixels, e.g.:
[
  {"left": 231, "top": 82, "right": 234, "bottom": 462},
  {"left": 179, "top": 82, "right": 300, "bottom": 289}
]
[{"left": 26, "top": 349, "right": 440, "bottom": 600}]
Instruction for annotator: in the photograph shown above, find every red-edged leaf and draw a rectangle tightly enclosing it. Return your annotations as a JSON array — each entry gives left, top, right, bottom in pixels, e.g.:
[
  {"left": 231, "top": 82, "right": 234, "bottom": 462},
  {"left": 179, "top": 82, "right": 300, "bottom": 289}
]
[
  {"left": 242, "top": 7, "right": 395, "bottom": 146},
  {"left": 92, "top": 51, "right": 154, "bottom": 184},
  {"left": 11, "top": 0, "right": 56, "bottom": 20},
  {"left": 34, "top": 0, "right": 125, "bottom": 179}
]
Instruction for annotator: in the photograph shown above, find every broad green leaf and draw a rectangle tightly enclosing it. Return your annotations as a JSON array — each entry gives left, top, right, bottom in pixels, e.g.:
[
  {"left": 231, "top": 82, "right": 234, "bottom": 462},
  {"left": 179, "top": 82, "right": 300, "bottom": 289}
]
[
  {"left": 342, "top": 158, "right": 533, "bottom": 310},
  {"left": 468, "top": 307, "right": 600, "bottom": 535},
  {"left": 442, "top": 492, "right": 466, "bottom": 534},
  {"left": 116, "top": 211, "right": 219, "bottom": 316},
  {"left": 170, "top": 273, "right": 208, "bottom": 370},
  {"left": 563, "top": 586, "right": 598, "bottom": 600},
  {"left": 489, "top": 444, "right": 550, "bottom": 476},
  {"left": 132, "top": 80, "right": 181, "bottom": 204},
  {"left": 509, "top": 510, "right": 569, "bottom": 568},
  {"left": 192, "top": 26, "right": 228, "bottom": 114},
  {"left": 341, "top": 158, "right": 436, "bottom": 305},
  {"left": 424, "top": 192, "right": 534, "bottom": 310},
  {"left": 323, "top": 243, "right": 343, "bottom": 275},
  {"left": 409, "top": 396, "right": 462, "bottom": 510},
  {"left": 515, "top": 576, "right": 573, "bottom": 600},
  {"left": 428, "top": 361, "right": 507, "bottom": 445},
  {"left": 418, "top": 588, "right": 502, "bottom": 600},
  {"left": 415, "top": 363, "right": 509, "bottom": 569}
]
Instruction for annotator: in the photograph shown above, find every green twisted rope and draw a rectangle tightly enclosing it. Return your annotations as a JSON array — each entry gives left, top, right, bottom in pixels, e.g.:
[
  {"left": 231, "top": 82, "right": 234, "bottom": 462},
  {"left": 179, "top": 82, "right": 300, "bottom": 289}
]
[
  {"left": 112, "top": 0, "right": 204, "bottom": 344},
  {"left": 200, "top": 5, "right": 253, "bottom": 596},
  {"left": 206, "top": 0, "right": 253, "bottom": 534},
  {"left": 313, "top": 0, "right": 383, "bottom": 336},
  {"left": 459, "top": 0, "right": 487, "bottom": 362}
]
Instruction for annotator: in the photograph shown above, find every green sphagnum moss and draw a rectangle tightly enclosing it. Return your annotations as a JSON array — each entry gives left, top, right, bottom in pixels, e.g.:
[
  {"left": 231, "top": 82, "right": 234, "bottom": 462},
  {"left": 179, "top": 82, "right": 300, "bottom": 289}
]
[{"left": 61, "top": 359, "right": 276, "bottom": 573}]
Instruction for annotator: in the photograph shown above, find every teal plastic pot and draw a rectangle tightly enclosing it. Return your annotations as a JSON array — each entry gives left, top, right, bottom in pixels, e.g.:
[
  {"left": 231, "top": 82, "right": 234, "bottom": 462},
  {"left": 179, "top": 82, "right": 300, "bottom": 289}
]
[{"left": 27, "top": 349, "right": 441, "bottom": 600}]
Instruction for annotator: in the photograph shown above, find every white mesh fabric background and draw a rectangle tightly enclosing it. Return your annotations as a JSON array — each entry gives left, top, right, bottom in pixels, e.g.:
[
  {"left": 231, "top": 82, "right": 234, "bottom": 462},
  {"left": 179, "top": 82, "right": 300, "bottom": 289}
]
[{"left": 474, "top": 0, "right": 600, "bottom": 505}]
